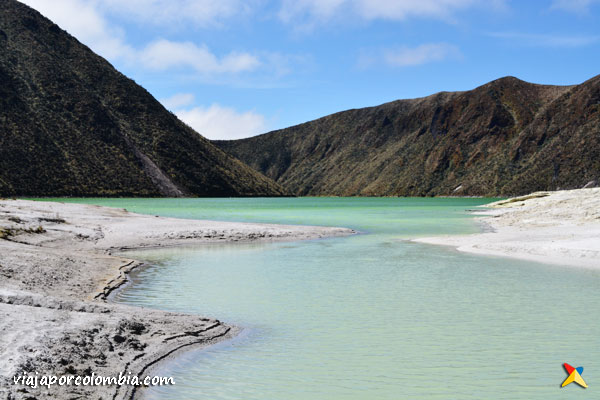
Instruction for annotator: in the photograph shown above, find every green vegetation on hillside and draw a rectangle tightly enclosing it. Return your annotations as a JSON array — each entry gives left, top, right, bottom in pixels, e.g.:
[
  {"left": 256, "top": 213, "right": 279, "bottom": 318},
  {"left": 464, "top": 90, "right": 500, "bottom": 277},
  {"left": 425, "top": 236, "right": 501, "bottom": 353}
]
[
  {"left": 0, "top": 0, "right": 287, "bottom": 197},
  {"left": 216, "top": 75, "right": 600, "bottom": 196}
]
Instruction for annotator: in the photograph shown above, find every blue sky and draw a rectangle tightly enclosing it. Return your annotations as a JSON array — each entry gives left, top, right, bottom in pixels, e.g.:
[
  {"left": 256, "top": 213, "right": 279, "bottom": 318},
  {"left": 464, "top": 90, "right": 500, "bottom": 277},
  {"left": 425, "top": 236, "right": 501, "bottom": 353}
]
[{"left": 21, "top": 0, "right": 600, "bottom": 140}]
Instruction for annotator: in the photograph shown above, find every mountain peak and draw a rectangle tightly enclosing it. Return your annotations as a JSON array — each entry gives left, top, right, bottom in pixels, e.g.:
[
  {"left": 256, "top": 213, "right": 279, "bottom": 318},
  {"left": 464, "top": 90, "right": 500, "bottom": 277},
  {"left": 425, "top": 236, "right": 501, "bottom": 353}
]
[
  {"left": 0, "top": 0, "right": 287, "bottom": 197},
  {"left": 216, "top": 75, "right": 599, "bottom": 197}
]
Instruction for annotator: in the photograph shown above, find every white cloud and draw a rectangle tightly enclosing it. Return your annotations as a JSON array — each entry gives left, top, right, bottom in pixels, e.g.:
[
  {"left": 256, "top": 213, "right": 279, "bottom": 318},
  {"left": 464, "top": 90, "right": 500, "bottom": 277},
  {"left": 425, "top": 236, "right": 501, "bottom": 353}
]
[
  {"left": 160, "top": 93, "right": 196, "bottom": 110},
  {"left": 19, "top": 0, "right": 273, "bottom": 79},
  {"left": 139, "top": 40, "right": 261, "bottom": 74},
  {"left": 19, "top": 0, "right": 133, "bottom": 60},
  {"left": 360, "top": 43, "right": 460, "bottom": 68},
  {"left": 551, "top": 0, "right": 600, "bottom": 13},
  {"left": 98, "top": 0, "right": 250, "bottom": 27},
  {"left": 175, "top": 105, "right": 267, "bottom": 140},
  {"left": 355, "top": 0, "right": 475, "bottom": 20},
  {"left": 160, "top": 94, "right": 269, "bottom": 139},
  {"left": 385, "top": 43, "right": 460, "bottom": 66},
  {"left": 489, "top": 32, "right": 599, "bottom": 47},
  {"left": 279, "top": 0, "right": 506, "bottom": 25},
  {"left": 279, "top": 0, "right": 347, "bottom": 22},
  {"left": 23, "top": 0, "right": 251, "bottom": 32}
]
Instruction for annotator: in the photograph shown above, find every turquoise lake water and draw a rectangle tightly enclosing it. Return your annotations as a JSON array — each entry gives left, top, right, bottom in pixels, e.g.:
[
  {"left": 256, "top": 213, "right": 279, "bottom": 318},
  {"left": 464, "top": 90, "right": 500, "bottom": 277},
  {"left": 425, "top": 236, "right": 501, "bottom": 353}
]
[{"left": 47, "top": 198, "right": 600, "bottom": 399}]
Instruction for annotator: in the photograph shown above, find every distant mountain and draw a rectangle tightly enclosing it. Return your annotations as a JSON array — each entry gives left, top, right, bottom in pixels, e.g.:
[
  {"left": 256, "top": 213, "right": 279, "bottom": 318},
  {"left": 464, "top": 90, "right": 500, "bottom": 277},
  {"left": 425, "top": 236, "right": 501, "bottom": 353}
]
[
  {"left": 0, "top": 0, "right": 287, "bottom": 197},
  {"left": 216, "top": 75, "right": 600, "bottom": 196}
]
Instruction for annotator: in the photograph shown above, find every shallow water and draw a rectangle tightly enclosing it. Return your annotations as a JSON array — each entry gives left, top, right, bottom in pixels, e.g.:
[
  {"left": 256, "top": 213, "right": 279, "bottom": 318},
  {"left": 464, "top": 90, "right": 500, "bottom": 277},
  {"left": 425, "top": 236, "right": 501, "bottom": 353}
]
[{"left": 51, "top": 198, "right": 599, "bottom": 399}]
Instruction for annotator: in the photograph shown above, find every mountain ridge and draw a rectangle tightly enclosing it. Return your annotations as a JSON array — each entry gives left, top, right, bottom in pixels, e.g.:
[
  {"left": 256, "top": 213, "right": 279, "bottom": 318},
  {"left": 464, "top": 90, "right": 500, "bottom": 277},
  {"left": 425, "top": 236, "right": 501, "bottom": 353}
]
[
  {"left": 0, "top": 0, "right": 288, "bottom": 197},
  {"left": 216, "top": 74, "right": 598, "bottom": 196}
]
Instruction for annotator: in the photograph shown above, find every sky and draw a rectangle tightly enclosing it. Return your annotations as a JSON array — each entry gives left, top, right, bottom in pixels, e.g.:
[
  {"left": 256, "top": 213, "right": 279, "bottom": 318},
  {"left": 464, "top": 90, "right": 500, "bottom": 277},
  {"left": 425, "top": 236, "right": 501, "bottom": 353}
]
[{"left": 19, "top": 0, "right": 600, "bottom": 140}]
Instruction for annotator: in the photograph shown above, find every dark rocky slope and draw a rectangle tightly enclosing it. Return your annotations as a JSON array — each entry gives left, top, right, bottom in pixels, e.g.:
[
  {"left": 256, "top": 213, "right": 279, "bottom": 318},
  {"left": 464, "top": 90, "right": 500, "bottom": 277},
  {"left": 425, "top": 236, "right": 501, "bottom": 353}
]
[
  {"left": 0, "top": 0, "right": 287, "bottom": 197},
  {"left": 217, "top": 75, "right": 600, "bottom": 196}
]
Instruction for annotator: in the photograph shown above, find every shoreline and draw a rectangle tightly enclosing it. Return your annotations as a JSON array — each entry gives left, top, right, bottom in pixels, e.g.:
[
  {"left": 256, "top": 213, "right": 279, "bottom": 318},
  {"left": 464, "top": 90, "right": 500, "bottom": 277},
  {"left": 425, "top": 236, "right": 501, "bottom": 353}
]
[
  {"left": 414, "top": 188, "right": 600, "bottom": 268},
  {"left": 102, "top": 256, "right": 243, "bottom": 400},
  {"left": 0, "top": 199, "right": 354, "bottom": 400}
]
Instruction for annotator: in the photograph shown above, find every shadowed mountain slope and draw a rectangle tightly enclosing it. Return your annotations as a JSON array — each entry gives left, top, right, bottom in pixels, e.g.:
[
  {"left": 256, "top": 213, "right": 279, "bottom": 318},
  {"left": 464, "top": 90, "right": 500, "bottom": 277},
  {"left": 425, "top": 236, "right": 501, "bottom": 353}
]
[
  {"left": 216, "top": 75, "right": 600, "bottom": 196},
  {"left": 0, "top": 0, "right": 287, "bottom": 197}
]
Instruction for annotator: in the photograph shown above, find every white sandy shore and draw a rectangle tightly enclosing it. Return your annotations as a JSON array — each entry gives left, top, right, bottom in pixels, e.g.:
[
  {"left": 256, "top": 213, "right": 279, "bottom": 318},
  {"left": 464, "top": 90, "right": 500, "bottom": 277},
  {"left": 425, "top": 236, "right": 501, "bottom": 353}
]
[
  {"left": 415, "top": 188, "right": 600, "bottom": 268},
  {"left": 0, "top": 199, "right": 354, "bottom": 399}
]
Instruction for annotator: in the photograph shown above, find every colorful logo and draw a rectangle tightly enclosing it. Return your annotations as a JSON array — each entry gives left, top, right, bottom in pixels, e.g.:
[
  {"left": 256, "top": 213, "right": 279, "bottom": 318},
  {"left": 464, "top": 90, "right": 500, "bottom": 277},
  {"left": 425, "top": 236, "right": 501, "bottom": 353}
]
[{"left": 562, "top": 363, "right": 587, "bottom": 388}]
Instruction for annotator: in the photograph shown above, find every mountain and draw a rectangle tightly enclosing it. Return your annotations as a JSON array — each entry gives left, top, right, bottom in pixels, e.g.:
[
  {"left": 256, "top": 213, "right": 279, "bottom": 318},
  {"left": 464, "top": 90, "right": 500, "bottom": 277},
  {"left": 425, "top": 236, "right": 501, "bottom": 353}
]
[
  {"left": 216, "top": 75, "right": 600, "bottom": 196},
  {"left": 0, "top": 0, "right": 287, "bottom": 197}
]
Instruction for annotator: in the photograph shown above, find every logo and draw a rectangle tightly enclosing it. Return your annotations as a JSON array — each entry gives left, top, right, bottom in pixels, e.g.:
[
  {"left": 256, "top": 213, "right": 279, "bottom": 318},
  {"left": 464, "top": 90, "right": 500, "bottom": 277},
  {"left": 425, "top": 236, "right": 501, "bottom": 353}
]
[{"left": 562, "top": 363, "right": 587, "bottom": 388}]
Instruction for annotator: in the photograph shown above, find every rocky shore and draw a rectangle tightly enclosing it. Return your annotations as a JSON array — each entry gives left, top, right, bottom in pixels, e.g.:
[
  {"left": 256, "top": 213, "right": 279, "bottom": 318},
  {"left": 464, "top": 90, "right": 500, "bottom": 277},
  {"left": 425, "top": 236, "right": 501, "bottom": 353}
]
[{"left": 0, "top": 199, "right": 354, "bottom": 399}]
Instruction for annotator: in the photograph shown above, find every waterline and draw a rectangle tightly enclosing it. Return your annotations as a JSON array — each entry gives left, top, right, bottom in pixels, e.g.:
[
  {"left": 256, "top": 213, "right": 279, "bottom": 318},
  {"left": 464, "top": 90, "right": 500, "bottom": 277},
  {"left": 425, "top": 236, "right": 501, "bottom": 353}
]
[{"left": 53, "top": 198, "right": 599, "bottom": 399}]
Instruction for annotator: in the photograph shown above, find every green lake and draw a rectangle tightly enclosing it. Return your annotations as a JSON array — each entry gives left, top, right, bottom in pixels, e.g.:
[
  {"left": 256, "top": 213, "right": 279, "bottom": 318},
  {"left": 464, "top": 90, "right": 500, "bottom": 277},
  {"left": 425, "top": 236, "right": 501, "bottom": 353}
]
[{"left": 48, "top": 198, "right": 600, "bottom": 399}]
